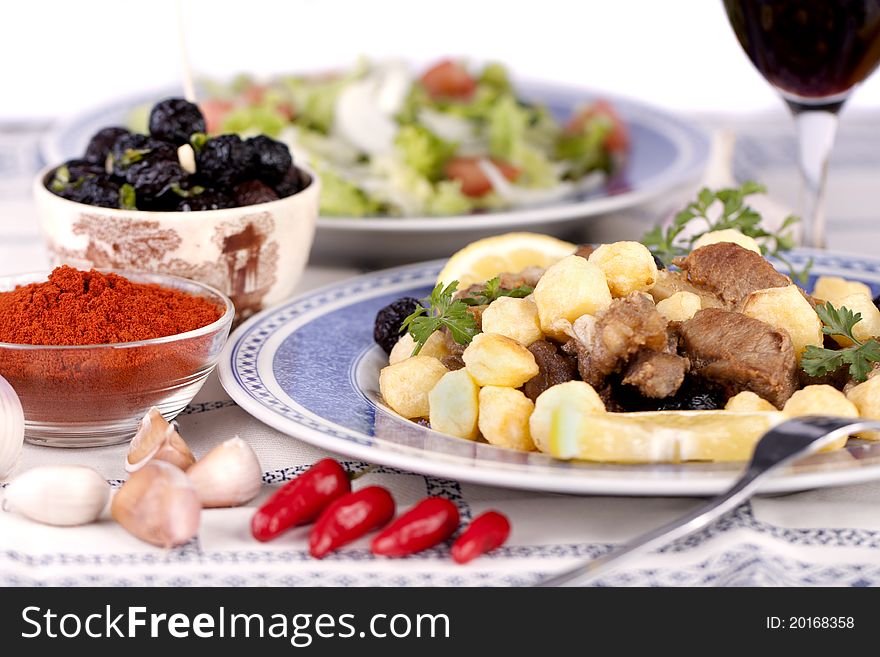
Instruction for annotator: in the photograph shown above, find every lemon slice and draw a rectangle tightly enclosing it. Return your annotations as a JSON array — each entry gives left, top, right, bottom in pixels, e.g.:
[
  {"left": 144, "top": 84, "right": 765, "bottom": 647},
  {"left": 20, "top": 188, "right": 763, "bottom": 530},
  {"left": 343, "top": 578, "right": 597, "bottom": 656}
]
[
  {"left": 436, "top": 233, "right": 576, "bottom": 288},
  {"left": 542, "top": 410, "right": 846, "bottom": 463}
]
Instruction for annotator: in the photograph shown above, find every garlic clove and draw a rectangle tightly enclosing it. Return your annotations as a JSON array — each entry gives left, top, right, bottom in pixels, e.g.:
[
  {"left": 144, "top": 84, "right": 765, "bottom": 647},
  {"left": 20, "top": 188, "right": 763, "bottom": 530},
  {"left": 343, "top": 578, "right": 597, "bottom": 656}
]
[
  {"left": 0, "top": 374, "right": 24, "bottom": 480},
  {"left": 187, "top": 436, "right": 263, "bottom": 508},
  {"left": 2, "top": 465, "right": 109, "bottom": 526},
  {"left": 126, "top": 407, "right": 195, "bottom": 473},
  {"left": 111, "top": 460, "right": 200, "bottom": 548}
]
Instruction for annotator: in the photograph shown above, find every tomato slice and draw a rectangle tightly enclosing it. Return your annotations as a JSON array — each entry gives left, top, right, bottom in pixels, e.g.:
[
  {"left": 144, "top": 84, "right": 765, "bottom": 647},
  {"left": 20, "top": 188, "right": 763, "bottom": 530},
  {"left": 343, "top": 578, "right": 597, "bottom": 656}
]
[
  {"left": 199, "top": 99, "right": 233, "bottom": 134},
  {"left": 564, "top": 99, "right": 629, "bottom": 153},
  {"left": 445, "top": 157, "right": 521, "bottom": 197},
  {"left": 420, "top": 59, "right": 477, "bottom": 100}
]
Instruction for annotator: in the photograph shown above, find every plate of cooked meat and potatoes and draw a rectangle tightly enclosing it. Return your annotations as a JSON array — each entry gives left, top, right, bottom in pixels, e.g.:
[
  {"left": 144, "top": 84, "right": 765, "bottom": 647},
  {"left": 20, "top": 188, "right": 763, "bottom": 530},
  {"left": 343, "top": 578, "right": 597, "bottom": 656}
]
[{"left": 219, "top": 184, "right": 880, "bottom": 495}]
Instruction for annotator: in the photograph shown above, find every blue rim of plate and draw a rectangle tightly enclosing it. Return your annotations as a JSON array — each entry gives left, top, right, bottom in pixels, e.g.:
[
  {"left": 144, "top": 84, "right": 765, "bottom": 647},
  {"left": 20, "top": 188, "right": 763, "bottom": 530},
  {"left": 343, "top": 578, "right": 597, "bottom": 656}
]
[
  {"left": 41, "top": 80, "right": 711, "bottom": 231},
  {"left": 218, "top": 249, "right": 880, "bottom": 496}
]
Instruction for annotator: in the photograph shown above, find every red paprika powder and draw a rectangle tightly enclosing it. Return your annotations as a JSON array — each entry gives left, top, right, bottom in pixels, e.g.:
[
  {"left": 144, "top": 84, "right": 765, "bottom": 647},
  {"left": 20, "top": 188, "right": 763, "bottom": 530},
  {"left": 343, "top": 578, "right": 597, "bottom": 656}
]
[
  {"left": 0, "top": 266, "right": 221, "bottom": 345},
  {"left": 0, "top": 266, "right": 228, "bottom": 444}
]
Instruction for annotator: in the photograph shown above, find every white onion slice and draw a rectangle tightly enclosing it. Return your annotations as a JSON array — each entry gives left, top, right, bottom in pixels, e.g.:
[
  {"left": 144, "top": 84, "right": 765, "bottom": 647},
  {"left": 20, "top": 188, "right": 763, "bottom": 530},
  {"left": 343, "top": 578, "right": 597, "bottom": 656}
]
[{"left": 478, "top": 159, "right": 604, "bottom": 207}]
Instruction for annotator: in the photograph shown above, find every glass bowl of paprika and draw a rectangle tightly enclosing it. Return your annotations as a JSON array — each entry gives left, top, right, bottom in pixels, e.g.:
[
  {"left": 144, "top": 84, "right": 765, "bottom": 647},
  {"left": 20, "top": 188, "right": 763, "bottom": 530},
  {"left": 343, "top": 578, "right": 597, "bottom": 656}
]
[{"left": 0, "top": 266, "right": 234, "bottom": 447}]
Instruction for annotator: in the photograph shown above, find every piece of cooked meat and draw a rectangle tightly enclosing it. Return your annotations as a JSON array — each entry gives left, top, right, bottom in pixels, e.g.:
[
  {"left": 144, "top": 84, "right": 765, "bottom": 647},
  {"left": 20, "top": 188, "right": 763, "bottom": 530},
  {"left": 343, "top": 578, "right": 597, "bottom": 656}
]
[
  {"left": 571, "top": 293, "right": 676, "bottom": 390},
  {"left": 440, "top": 328, "right": 466, "bottom": 371},
  {"left": 678, "top": 308, "right": 798, "bottom": 408},
  {"left": 674, "top": 242, "right": 790, "bottom": 307},
  {"left": 522, "top": 340, "right": 578, "bottom": 401},
  {"left": 574, "top": 244, "right": 596, "bottom": 259},
  {"left": 621, "top": 350, "right": 689, "bottom": 398}
]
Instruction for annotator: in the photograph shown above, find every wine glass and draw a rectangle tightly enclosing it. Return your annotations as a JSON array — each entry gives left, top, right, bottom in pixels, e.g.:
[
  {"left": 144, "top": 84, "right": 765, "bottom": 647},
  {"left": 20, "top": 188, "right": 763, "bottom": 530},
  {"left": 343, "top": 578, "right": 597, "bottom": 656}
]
[{"left": 723, "top": 0, "right": 880, "bottom": 248}]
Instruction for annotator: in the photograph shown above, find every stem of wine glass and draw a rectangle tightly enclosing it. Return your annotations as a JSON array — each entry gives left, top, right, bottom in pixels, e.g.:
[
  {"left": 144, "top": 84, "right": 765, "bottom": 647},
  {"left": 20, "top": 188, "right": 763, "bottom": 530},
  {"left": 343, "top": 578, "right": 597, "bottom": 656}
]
[{"left": 790, "top": 108, "right": 840, "bottom": 249}]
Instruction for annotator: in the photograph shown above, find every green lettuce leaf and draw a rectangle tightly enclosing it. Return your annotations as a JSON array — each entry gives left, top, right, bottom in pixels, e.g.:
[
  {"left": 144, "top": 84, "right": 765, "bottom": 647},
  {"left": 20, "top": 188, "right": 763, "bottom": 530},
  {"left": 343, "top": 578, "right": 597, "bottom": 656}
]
[{"left": 394, "top": 124, "right": 457, "bottom": 181}]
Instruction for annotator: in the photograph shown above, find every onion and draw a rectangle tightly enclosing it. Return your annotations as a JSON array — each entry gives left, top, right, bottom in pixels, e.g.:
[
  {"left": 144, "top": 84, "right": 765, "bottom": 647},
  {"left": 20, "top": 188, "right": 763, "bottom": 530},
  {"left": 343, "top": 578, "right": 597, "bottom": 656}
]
[
  {"left": 0, "top": 374, "right": 24, "bottom": 479},
  {"left": 477, "top": 159, "right": 604, "bottom": 206}
]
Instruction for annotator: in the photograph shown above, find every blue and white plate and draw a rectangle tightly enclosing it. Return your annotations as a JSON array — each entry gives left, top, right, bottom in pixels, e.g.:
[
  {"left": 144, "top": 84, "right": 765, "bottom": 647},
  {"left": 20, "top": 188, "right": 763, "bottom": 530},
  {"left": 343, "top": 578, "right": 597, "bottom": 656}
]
[
  {"left": 42, "top": 82, "right": 710, "bottom": 263},
  {"left": 219, "top": 249, "right": 880, "bottom": 496}
]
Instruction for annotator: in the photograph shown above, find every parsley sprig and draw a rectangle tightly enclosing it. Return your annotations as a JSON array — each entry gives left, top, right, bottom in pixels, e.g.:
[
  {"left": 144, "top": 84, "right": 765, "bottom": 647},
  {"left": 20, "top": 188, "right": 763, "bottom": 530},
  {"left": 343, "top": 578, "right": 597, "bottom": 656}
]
[
  {"left": 802, "top": 302, "right": 880, "bottom": 382},
  {"left": 641, "top": 181, "right": 812, "bottom": 283},
  {"left": 401, "top": 281, "right": 479, "bottom": 356},
  {"left": 460, "top": 276, "right": 533, "bottom": 306}
]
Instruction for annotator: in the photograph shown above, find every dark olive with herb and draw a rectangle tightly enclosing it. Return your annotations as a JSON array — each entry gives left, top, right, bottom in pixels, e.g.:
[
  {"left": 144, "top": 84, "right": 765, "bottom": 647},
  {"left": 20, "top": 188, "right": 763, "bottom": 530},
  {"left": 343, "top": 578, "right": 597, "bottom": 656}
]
[
  {"left": 195, "top": 134, "right": 253, "bottom": 187},
  {"left": 149, "top": 98, "right": 206, "bottom": 146},
  {"left": 374, "top": 297, "right": 421, "bottom": 354},
  {"left": 84, "top": 127, "right": 130, "bottom": 165}
]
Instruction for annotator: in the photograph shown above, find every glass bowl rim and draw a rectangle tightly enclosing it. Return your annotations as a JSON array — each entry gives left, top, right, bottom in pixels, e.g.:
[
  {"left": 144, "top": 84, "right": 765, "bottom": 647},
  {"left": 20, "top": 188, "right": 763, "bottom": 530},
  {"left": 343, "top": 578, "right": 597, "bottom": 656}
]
[{"left": 0, "top": 268, "right": 235, "bottom": 350}]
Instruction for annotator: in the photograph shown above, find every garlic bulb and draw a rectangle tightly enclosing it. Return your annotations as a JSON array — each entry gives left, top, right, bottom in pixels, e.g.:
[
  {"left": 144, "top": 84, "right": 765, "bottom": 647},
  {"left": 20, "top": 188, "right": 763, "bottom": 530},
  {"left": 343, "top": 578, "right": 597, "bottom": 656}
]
[
  {"left": 187, "top": 436, "right": 262, "bottom": 508},
  {"left": 111, "top": 460, "right": 201, "bottom": 548},
  {"left": 0, "top": 374, "right": 24, "bottom": 479},
  {"left": 126, "top": 407, "right": 195, "bottom": 473},
  {"left": 2, "top": 465, "right": 109, "bottom": 526}
]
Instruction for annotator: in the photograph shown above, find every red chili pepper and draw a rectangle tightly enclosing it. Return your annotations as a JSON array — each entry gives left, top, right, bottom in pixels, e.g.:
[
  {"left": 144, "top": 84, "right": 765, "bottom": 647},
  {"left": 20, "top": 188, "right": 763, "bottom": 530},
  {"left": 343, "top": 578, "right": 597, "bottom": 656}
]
[
  {"left": 309, "top": 486, "right": 395, "bottom": 558},
  {"left": 251, "top": 459, "right": 351, "bottom": 542},
  {"left": 451, "top": 511, "right": 511, "bottom": 564},
  {"left": 371, "top": 497, "right": 460, "bottom": 557}
]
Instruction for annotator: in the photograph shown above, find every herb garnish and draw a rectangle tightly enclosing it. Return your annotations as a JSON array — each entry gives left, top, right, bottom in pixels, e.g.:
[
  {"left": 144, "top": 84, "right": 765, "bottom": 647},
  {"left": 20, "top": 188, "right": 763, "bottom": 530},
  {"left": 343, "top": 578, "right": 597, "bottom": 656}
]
[
  {"left": 401, "top": 281, "right": 479, "bottom": 356},
  {"left": 641, "top": 181, "right": 812, "bottom": 283},
  {"left": 802, "top": 302, "right": 880, "bottom": 382},
  {"left": 460, "top": 276, "right": 533, "bottom": 306}
]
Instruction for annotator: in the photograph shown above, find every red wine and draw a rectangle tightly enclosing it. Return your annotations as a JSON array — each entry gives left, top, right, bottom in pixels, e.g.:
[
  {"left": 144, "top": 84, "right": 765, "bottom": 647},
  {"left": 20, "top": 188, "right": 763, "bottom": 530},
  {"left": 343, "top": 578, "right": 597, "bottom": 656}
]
[{"left": 724, "top": 0, "right": 880, "bottom": 107}]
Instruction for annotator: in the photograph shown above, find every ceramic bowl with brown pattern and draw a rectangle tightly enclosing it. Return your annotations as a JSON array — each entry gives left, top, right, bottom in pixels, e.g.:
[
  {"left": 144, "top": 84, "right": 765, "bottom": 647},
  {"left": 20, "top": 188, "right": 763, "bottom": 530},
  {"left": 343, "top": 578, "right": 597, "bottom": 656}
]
[{"left": 33, "top": 167, "right": 320, "bottom": 320}]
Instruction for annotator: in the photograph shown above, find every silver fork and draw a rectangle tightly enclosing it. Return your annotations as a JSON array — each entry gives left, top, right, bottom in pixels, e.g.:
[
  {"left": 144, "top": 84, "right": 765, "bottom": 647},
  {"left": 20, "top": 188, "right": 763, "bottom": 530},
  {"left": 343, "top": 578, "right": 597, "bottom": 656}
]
[{"left": 536, "top": 416, "right": 880, "bottom": 587}]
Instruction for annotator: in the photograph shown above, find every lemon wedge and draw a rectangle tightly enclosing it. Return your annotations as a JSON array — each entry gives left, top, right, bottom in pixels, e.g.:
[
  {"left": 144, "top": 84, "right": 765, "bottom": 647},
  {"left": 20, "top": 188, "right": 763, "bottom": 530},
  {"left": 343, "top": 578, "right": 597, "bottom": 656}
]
[
  {"left": 436, "top": 233, "right": 576, "bottom": 288},
  {"left": 541, "top": 410, "right": 847, "bottom": 463}
]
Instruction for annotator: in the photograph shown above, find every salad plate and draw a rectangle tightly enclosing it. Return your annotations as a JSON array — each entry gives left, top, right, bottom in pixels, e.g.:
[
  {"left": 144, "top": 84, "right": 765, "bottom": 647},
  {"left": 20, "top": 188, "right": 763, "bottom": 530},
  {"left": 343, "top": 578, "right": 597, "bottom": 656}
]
[
  {"left": 218, "top": 249, "right": 880, "bottom": 497},
  {"left": 43, "top": 77, "right": 710, "bottom": 265}
]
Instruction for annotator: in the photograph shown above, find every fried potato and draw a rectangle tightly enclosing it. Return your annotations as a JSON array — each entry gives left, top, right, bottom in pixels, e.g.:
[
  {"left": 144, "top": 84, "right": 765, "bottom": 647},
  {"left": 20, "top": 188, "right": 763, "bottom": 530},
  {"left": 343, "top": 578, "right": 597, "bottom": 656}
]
[
  {"left": 428, "top": 369, "right": 480, "bottom": 440},
  {"left": 379, "top": 356, "right": 448, "bottom": 419},
  {"left": 478, "top": 386, "right": 536, "bottom": 451},
  {"left": 388, "top": 331, "right": 450, "bottom": 365},
  {"left": 588, "top": 241, "right": 658, "bottom": 297},
  {"left": 830, "top": 293, "right": 880, "bottom": 347},
  {"left": 533, "top": 255, "right": 612, "bottom": 340},
  {"left": 462, "top": 332, "right": 539, "bottom": 387},
  {"left": 740, "top": 285, "right": 822, "bottom": 362},
  {"left": 692, "top": 229, "right": 761, "bottom": 254},
  {"left": 845, "top": 376, "right": 880, "bottom": 440},
  {"left": 813, "top": 276, "right": 872, "bottom": 306},
  {"left": 725, "top": 391, "right": 777, "bottom": 413},
  {"left": 480, "top": 297, "right": 543, "bottom": 346},
  {"left": 783, "top": 385, "right": 858, "bottom": 450},
  {"left": 529, "top": 381, "right": 606, "bottom": 453},
  {"left": 655, "top": 291, "right": 702, "bottom": 322}
]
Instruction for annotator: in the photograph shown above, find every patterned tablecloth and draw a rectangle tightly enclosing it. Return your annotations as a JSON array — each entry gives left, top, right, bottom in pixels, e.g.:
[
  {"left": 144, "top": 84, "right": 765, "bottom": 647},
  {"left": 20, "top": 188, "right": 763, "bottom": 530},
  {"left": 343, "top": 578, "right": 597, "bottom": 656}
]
[{"left": 2, "top": 116, "right": 880, "bottom": 587}]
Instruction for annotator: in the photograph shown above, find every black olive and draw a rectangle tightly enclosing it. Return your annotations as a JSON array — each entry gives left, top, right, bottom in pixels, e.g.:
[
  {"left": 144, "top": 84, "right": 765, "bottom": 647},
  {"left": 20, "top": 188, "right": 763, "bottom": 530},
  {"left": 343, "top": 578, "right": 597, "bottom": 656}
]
[
  {"left": 67, "top": 175, "right": 122, "bottom": 208},
  {"left": 125, "top": 159, "right": 186, "bottom": 199},
  {"left": 374, "top": 297, "right": 421, "bottom": 354},
  {"left": 149, "top": 98, "right": 206, "bottom": 145},
  {"left": 274, "top": 166, "right": 306, "bottom": 198},
  {"left": 234, "top": 179, "right": 279, "bottom": 206},
  {"left": 873, "top": 294, "right": 880, "bottom": 312},
  {"left": 176, "top": 190, "right": 236, "bottom": 212},
  {"left": 652, "top": 254, "right": 666, "bottom": 270},
  {"left": 84, "top": 127, "right": 130, "bottom": 164},
  {"left": 65, "top": 158, "right": 106, "bottom": 180},
  {"left": 108, "top": 134, "right": 175, "bottom": 178},
  {"left": 612, "top": 378, "right": 725, "bottom": 412},
  {"left": 195, "top": 134, "right": 253, "bottom": 187},
  {"left": 247, "top": 135, "right": 293, "bottom": 185}
]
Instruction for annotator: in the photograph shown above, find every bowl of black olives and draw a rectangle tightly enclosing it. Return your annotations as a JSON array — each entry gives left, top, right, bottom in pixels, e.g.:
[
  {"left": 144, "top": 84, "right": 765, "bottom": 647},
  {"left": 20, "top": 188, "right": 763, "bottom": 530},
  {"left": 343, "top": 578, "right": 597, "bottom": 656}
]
[{"left": 34, "top": 98, "right": 320, "bottom": 318}]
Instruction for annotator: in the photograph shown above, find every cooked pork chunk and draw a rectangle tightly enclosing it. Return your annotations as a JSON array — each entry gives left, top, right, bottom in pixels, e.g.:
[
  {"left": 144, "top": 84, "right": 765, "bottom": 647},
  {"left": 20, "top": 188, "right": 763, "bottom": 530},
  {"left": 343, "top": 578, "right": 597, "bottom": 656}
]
[
  {"left": 567, "top": 292, "right": 684, "bottom": 398},
  {"left": 678, "top": 308, "right": 798, "bottom": 408},
  {"left": 622, "top": 350, "right": 689, "bottom": 398},
  {"left": 675, "top": 242, "right": 790, "bottom": 307},
  {"left": 523, "top": 340, "right": 578, "bottom": 401}
]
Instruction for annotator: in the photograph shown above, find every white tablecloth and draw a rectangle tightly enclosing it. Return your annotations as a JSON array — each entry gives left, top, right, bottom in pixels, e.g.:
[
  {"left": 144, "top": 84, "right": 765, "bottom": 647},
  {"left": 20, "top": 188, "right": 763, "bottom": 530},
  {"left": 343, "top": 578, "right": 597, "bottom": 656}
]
[{"left": 2, "top": 118, "right": 880, "bottom": 586}]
